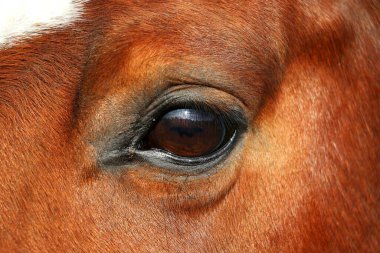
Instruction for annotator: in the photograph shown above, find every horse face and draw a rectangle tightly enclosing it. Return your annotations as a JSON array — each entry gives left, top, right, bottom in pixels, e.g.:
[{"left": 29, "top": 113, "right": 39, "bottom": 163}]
[{"left": 0, "top": 1, "right": 379, "bottom": 252}]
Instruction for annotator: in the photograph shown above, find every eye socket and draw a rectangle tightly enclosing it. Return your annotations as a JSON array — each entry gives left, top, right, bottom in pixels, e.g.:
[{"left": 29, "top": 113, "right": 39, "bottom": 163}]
[
  {"left": 146, "top": 108, "right": 226, "bottom": 158},
  {"left": 98, "top": 87, "right": 248, "bottom": 173}
]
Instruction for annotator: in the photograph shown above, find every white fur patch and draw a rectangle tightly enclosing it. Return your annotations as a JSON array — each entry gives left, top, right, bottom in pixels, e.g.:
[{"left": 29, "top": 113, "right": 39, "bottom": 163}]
[{"left": 0, "top": 0, "right": 87, "bottom": 47}]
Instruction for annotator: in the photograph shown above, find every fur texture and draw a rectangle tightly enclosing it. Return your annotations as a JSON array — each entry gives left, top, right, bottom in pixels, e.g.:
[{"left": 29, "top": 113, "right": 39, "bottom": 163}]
[{"left": 0, "top": 0, "right": 379, "bottom": 252}]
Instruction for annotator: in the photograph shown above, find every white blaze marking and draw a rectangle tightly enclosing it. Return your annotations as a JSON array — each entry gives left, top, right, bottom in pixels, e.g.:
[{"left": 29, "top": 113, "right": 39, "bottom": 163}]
[{"left": 0, "top": 0, "right": 87, "bottom": 47}]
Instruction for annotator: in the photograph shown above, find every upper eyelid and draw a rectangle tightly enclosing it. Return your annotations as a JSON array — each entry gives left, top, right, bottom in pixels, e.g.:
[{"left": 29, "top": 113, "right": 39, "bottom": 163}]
[
  {"left": 141, "top": 84, "right": 247, "bottom": 120},
  {"left": 131, "top": 86, "right": 247, "bottom": 144},
  {"left": 130, "top": 94, "right": 246, "bottom": 149},
  {"left": 165, "top": 78, "right": 250, "bottom": 108}
]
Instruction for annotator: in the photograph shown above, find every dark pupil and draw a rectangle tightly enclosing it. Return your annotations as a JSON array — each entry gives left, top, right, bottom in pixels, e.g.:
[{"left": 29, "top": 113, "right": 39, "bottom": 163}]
[{"left": 147, "top": 109, "right": 226, "bottom": 157}]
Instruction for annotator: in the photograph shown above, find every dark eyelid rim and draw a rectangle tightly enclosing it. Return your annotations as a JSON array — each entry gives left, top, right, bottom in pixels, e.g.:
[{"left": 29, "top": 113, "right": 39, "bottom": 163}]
[{"left": 133, "top": 131, "right": 238, "bottom": 175}]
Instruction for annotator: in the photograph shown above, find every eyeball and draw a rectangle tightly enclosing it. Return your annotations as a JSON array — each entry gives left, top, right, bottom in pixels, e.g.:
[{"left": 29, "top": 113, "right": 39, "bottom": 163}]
[{"left": 146, "top": 108, "right": 226, "bottom": 157}]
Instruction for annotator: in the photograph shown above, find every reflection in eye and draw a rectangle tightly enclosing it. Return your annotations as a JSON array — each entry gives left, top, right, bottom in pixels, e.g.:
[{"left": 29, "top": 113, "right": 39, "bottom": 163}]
[{"left": 147, "top": 109, "right": 227, "bottom": 157}]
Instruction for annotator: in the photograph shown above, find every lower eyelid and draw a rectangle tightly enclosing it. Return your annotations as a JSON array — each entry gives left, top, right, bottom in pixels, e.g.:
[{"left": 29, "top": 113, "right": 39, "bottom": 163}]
[{"left": 133, "top": 131, "right": 239, "bottom": 175}]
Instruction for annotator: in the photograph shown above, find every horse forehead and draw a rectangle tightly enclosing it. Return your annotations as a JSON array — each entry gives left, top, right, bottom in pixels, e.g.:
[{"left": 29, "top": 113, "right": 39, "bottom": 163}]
[{"left": 0, "top": 0, "right": 87, "bottom": 47}]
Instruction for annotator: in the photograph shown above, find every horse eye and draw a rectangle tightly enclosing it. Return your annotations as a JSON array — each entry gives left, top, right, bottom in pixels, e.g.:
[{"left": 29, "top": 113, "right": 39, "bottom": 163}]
[{"left": 146, "top": 109, "right": 227, "bottom": 157}]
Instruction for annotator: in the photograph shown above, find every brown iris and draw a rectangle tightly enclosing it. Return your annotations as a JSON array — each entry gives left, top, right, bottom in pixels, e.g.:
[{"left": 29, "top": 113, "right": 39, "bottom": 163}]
[{"left": 147, "top": 109, "right": 226, "bottom": 157}]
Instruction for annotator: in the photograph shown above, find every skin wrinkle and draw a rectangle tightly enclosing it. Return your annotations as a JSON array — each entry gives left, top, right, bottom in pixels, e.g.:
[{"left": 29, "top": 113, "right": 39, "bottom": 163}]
[{"left": 0, "top": 0, "right": 379, "bottom": 252}]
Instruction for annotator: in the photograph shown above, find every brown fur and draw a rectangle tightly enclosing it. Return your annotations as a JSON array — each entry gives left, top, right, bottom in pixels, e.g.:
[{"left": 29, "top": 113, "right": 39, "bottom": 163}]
[{"left": 0, "top": 0, "right": 379, "bottom": 252}]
